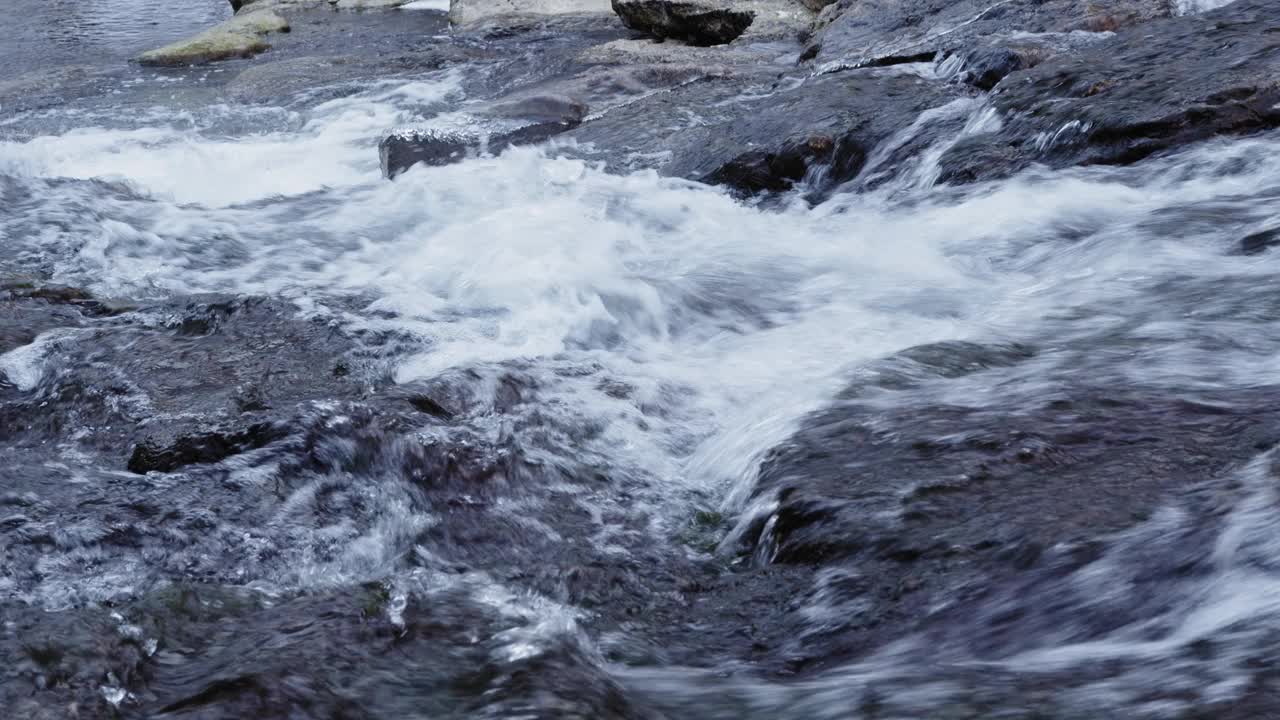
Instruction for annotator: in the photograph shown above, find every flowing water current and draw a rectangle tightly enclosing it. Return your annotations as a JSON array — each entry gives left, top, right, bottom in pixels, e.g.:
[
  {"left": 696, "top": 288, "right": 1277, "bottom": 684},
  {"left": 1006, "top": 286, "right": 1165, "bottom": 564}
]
[{"left": 4, "top": 2, "right": 1280, "bottom": 718}]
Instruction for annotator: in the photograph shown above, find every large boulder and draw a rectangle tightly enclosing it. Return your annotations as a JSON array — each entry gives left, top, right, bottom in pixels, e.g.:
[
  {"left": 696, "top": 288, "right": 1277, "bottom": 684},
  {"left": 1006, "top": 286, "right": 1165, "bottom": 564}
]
[
  {"left": 611, "top": 0, "right": 755, "bottom": 45},
  {"left": 138, "top": 10, "right": 289, "bottom": 66},
  {"left": 380, "top": 94, "right": 589, "bottom": 178},
  {"left": 936, "top": 0, "right": 1280, "bottom": 184}
]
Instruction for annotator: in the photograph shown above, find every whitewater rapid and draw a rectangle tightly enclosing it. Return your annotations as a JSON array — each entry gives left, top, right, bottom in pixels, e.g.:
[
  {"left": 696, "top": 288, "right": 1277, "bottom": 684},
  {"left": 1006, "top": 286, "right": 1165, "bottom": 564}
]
[
  {"left": 6, "top": 54, "right": 1280, "bottom": 718},
  {"left": 5, "top": 71, "right": 1278, "bottom": 510}
]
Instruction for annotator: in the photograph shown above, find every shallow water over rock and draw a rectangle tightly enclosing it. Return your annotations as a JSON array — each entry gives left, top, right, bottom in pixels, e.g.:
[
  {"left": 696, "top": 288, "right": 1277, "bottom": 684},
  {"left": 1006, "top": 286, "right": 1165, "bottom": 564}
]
[
  {"left": 4, "top": 0, "right": 1280, "bottom": 718},
  {"left": 0, "top": 0, "right": 231, "bottom": 76}
]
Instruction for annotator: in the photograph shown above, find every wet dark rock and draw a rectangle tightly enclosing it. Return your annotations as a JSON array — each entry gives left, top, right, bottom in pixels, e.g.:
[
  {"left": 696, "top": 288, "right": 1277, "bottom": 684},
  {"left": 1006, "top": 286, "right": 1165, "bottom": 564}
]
[
  {"left": 170, "top": 295, "right": 245, "bottom": 336},
  {"left": 957, "top": 45, "right": 1029, "bottom": 91},
  {"left": 2, "top": 277, "right": 134, "bottom": 319},
  {"left": 1240, "top": 227, "right": 1280, "bottom": 256},
  {"left": 128, "top": 422, "right": 285, "bottom": 473},
  {"left": 0, "top": 581, "right": 660, "bottom": 719},
  {"left": 381, "top": 94, "right": 588, "bottom": 178},
  {"left": 568, "top": 70, "right": 963, "bottom": 195},
  {"left": 842, "top": 340, "right": 1038, "bottom": 396},
  {"left": 704, "top": 133, "right": 865, "bottom": 195},
  {"left": 232, "top": 382, "right": 270, "bottom": 412},
  {"left": 395, "top": 368, "right": 538, "bottom": 420},
  {"left": 4, "top": 282, "right": 90, "bottom": 304},
  {"left": 807, "top": 0, "right": 1172, "bottom": 71},
  {"left": 937, "top": 0, "right": 1280, "bottom": 184},
  {"left": 611, "top": 0, "right": 755, "bottom": 46},
  {"left": 733, "top": 340, "right": 1280, "bottom": 671},
  {"left": 407, "top": 394, "right": 455, "bottom": 419},
  {"left": 380, "top": 129, "right": 470, "bottom": 176}
]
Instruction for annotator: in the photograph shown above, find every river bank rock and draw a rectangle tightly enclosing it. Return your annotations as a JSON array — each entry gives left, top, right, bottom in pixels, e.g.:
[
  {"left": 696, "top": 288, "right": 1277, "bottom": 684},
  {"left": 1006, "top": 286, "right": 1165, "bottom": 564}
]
[
  {"left": 807, "top": 0, "right": 1173, "bottom": 72},
  {"left": 611, "top": 0, "right": 755, "bottom": 45},
  {"left": 138, "top": 9, "right": 290, "bottom": 66},
  {"left": 381, "top": 94, "right": 589, "bottom": 177},
  {"left": 936, "top": 0, "right": 1280, "bottom": 184}
]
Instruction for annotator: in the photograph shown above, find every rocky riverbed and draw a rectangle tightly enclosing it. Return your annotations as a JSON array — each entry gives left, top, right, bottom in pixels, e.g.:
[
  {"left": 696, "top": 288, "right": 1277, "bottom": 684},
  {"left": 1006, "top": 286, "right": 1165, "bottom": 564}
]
[{"left": 4, "top": 0, "right": 1280, "bottom": 717}]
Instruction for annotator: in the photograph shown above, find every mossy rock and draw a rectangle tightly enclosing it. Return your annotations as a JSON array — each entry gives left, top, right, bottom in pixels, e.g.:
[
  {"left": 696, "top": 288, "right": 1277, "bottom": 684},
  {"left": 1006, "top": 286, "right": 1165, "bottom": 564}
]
[
  {"left": 138, "top": 10, "right": 290, "bottom": 66},
  {"left": 677, "top": 507, "right": 728, "bottom": 554}
]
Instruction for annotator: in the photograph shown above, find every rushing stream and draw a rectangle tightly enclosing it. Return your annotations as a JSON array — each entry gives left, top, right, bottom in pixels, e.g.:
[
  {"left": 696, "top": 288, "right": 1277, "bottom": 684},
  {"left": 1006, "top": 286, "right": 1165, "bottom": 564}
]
[{"left": 4, "top": 0, "right": 1280, "bottom": 718}]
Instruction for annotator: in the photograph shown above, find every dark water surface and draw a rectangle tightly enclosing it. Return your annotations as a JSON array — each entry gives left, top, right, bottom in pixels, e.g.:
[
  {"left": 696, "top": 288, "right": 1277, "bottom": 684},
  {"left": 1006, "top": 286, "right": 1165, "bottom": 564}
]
[{"left": 0, "top": 0, "right": 229, "bottom": 77}]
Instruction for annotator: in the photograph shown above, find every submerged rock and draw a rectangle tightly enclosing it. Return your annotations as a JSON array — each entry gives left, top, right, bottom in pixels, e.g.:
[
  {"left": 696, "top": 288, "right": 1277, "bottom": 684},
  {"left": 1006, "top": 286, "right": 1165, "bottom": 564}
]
[
  {"left": 138, "top": 10, "right": 290, "bottom": 66},
  {"left": 611, "top": 0, "right": 755, "bottom": 46},
  {"left": 704, "top": 133, "right": 864, "bottom": 194},
  {"left": 127, "top": 423, "right": 284, "bottom": 474},
  {"left": 1240, "top": 228, "right": 1280, "bottom": 256},
  {"left": 955, "top": 46, "right": 1031, "bottom": 91},
  {"left": 380, "top": 94, "right": 588, "bottom": 178}
]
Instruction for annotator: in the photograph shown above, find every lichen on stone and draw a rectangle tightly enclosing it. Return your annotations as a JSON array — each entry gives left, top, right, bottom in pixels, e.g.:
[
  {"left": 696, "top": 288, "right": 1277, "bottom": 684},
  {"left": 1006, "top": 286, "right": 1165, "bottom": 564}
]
[{"left": 137, "top": 10, "right": 290, "bottom": 66}]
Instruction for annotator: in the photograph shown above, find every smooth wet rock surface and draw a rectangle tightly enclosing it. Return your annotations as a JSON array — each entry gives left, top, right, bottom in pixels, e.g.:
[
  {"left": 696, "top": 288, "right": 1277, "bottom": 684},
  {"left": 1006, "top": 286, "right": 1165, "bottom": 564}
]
[
  {"left": 568, "top": 68, "right": 967, "bottom": 194},
  {"left": 936, "top": 0, "right": 1280, "bottom": 183}
]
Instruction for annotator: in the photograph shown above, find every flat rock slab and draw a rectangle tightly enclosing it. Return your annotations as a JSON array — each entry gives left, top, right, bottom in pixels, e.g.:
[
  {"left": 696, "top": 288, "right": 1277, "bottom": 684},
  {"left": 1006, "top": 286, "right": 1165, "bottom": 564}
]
[{"left": 936, "top": 0, "right": 1280, "bottom": 183}]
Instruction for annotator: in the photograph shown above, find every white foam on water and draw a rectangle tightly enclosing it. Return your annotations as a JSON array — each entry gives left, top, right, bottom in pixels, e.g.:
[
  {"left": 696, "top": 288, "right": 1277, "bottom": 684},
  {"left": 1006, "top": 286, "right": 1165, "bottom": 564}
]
[
  {"left": 5, "top": 78, "right": 1280, "bottom": 516},
  {"left": 0, "top": 329, "right": 85, "bottom": 391},
  {"left": 401, "top": 0, "right": 451, "bottom": 9},
  {"left": 0, "top": 77, "right": 461, "bottom": 207},
  {"left": 7, "top": 79, "right": 1280, "bottom": 650},
  {"left": 1174, "top": 0, "right": 1239, "bottom": 14}
]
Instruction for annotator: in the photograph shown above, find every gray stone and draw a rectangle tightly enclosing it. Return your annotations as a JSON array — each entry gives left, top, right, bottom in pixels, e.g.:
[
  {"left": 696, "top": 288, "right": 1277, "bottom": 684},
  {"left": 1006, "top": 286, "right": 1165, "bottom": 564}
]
[
  {"left": 138, "top": 10, "right": 290, "bottom": 66},
  {"left": 380, "top": 94, "right": 589, "bottom": 178},
  {"left": 611, "top": 0, "right": 755, "bottom": 46}
]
